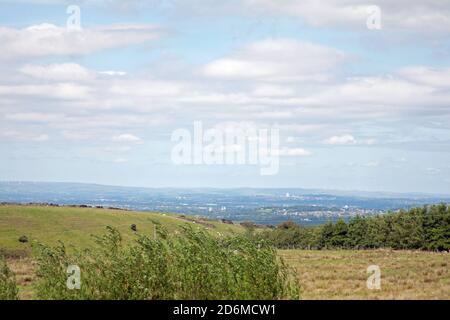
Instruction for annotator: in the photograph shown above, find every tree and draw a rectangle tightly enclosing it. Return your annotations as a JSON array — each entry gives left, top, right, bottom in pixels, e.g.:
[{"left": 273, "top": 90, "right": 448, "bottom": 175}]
[
  {"left": 331, "top": 219, "right": 349, "bottom": 248},
  {"left": 424, "top": 204, "right": 450, "bottom": 251},
  {"left": 348, "top": 216, "right": 368, "bottom": 249},
  {"left": 318, "top": 222, "right": 334, "bottom": 249}
]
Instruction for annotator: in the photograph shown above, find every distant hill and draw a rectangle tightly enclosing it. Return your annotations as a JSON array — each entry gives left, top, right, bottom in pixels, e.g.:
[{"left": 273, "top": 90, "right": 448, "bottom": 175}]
[{"left": 1, "top": 181, "right": 450, "bottom": 226}]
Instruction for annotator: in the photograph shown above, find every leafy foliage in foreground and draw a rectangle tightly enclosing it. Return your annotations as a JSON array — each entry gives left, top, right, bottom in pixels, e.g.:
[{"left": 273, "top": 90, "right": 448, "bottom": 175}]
[
  {"left": 0, "top": 256, "right": 19, "bottom": 300},
  {"left": 255, "top": 204, "right": 450, "bottom": 251},
  {"left": 33, "top": 226, "right": 299, "bottom": 300}
]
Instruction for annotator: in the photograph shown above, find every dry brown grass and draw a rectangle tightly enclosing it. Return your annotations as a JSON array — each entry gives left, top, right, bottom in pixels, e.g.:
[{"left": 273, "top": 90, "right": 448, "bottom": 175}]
[
  {"left": 5, "top": 249, "right": 450, "bottom": 300},
  {"left": 280, "top": 249, "right": 450, "bottom": 300},
  {"left": 7, "top": 257, "right": 37, "bottom": 300}
]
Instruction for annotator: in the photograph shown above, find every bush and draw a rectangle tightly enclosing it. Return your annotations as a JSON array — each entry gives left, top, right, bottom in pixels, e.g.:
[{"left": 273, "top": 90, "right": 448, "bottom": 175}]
[
  {"left": 33, "top": 226, "right": 299, "bottom": 300},
  {"left": 255, "top": 204, "right": 450, "bottom": 251},
  {"left": 0, "top": 256, "right": 19, "bottom": 300}
]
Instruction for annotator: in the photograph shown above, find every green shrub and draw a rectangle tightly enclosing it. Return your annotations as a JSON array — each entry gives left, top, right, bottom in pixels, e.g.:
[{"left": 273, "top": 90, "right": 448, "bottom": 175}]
[
  {"left": 256, "top": 204, "right": 450, "bottom": 251},
  {"left": 0, "top": 256, "right": 19, "bottom": 300},
  {"left": 33, "top": 226, "right": 299, "bottom": 300}
]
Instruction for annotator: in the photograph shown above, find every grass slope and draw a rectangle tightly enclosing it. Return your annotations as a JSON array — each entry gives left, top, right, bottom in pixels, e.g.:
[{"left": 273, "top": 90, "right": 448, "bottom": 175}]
[
  {"left": 0, "top": 205, "right": 243, "bottom": 254},
  {"left": 1, "top": 205, "right": 449, "bottom": 300}
]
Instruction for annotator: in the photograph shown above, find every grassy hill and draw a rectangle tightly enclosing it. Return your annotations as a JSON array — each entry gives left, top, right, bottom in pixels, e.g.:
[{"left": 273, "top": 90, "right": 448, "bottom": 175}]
[
  {"left": 0, "top": 205, "right": 250, "bottom": 299},
  {"left": 0, "top": 204, "right": 244, "bottom": 254},
  {"left": 1, "top": 205, "right": 449, "bottom": 300}
]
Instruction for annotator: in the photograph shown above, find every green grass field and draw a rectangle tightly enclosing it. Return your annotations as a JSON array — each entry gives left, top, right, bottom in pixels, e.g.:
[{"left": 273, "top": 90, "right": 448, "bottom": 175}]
[
  {"left": 1, "top": 205, "right": 449, "bottom": 300},
  {"left": 0, "top": 205, "right": 244, "bottom": 254}
]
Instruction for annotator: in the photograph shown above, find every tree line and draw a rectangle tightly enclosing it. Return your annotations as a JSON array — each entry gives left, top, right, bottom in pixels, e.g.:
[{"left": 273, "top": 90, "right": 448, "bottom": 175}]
[{"left": 252, "top": 204, "right": 450, "bottom": 251}]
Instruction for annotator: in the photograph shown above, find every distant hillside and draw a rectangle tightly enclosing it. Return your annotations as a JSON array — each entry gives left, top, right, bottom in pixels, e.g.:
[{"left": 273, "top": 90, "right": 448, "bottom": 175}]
[
  {"left": 2, "top": 181, "right": 450, "bottom": 226},
  {"left": 0, "top": 205, "right": 244, "bottom": 254}
]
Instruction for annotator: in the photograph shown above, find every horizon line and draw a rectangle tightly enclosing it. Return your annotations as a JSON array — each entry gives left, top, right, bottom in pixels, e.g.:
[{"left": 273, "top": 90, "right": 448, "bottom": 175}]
[{"left": 1, "top": 180, "right": 450, "bottom": 198}]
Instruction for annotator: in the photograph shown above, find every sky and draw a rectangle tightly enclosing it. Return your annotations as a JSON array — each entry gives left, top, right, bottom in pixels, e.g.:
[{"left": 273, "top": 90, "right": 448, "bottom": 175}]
[{"left": 1, "top": 0, "right": 450, "bottom": 193}]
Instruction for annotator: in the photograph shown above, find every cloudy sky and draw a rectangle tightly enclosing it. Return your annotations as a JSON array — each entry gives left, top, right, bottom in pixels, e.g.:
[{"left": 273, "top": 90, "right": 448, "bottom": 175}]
[{"left": 1, "top": 0, "right": 450, "bottom": 193}]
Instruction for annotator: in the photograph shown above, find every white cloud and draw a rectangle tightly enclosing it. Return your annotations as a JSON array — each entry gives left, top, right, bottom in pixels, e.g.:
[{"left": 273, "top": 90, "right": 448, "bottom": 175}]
[
  {"left": 325, "top": 134, "right": 356, "bottom": 145},
  {"left": 1, "top": 1, "right": 450, "bottom": 192},
  {"left": 113, "top": 158, "right": 128, "bottom": 163},
  {"left": 236, "top": 0, "right": 450, "bottom": 32},
  {"left": 399, "top": 66, "right": 450, "bottom": 88},
  {"left": 19, "top": 63, "right": 92, "bottom": 81},
  {"left": 426, "top": 167, "right": 440, "bottom": 175},
  {"left": 99, "top": 70, "right": 127, "bottom": 76},
  {"left": 33, "top": 134, "right": 49, "bottom": 142},
  {"left": 62, "top": 131, "right": 92, "bottom": 140},
  {"left": 286, "top": 137, "right": 296, "bottom": 143},
  {"left": 214, "top": 144, "right": 243, "bottom": 154},
  {"left": 105, "top": 146, "right": 132, "bottom": 153},
  {"left": 324, "top": 134, "right": 376, "bottom": 146},
  {"left": 6, "top": 112, "right": 65, "bottom": 122},
  {"left": 0, "top": 23, "right": 163, "bottom": 60},
  {"left": 393, "top": 157, "right": 407, "bottom": 163},
  {"left": 251, "top": 0, "right": 373, "bottom": 28},
  {"left": 1, "top": 58, "right": 450, "bottom": 149},
  {"left": 1, "top": 130, "right": 49, "bottom": 142},
  {"left": 281, "top": 0, "right": 450, "bottom": 32},
  {"left": 276, "top": 147, "right": 311, "bottom": 157},
  {"left": 72, "top": 0, "right": 450, "bottom": 33},
  {"left": 8, "top": 0, "right": 450, "bottom": 33},
  {"left": 307, "top": 75, "right": 449, "bottom": 120},
  {"left": 251, "top": 84, "right": 294, "bottom": 97},
  {"left": 202, "top": 39, "right": 345, "bottom": 81},
  {"left": 109, "top": 80, "right": 182, "bottom": 97},
  {"left": 112, "top": 133, "right": 143, "bottom": 143},
  {"left": 0, "top": 83, "right": 90, "bottom": 100},
  {"left": 0, "top": 38, "right": 449, "bottom": 157},
  {"left": 364, "top": 161, "right": 380, "bottom": 167}
]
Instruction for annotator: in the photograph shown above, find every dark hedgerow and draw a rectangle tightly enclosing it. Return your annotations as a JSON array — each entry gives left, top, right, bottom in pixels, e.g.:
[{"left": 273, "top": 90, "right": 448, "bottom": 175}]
[
  {"left": 254, "top": 204, "right": 450, "bottom": 251},
  {"left": 33, "top": 226, "right": 299, "bottom": 300},
  {"left": 0, "top": 256, "right": 19, "bottom": 300}
]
